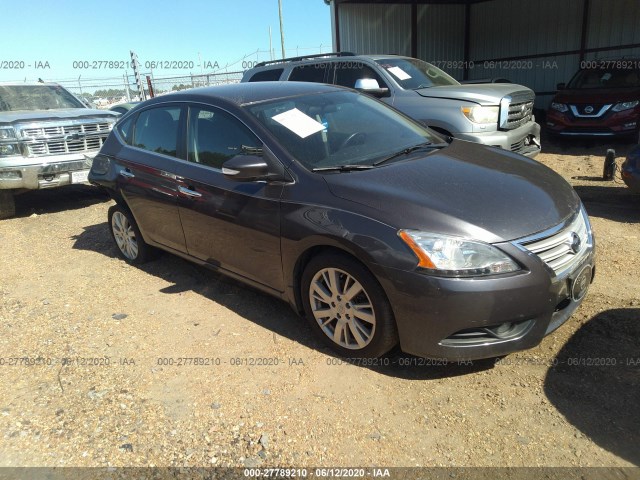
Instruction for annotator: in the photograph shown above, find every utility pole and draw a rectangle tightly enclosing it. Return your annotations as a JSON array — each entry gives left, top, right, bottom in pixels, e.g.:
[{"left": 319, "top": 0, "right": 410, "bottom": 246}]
[
  {"left": 269, "top": 26, "right": 274, "bottom": 61},
  {"left": 278, "top": 0, "right": 286, "bottom": 59},
  {"left": 123, "top": 72, "right": 131, "bottom": 101}
]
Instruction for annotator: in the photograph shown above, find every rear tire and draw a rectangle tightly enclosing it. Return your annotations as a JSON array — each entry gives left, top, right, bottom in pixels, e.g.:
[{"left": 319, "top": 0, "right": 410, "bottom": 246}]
[
  {"left": 301, "top": 252, "right": 398, "bottom": 358},
  {"left": 0, "top": 190, "right": 16, "bottom": 219},
  {"left": 108, "top": 204, "right": 155, "bottom": 264}
]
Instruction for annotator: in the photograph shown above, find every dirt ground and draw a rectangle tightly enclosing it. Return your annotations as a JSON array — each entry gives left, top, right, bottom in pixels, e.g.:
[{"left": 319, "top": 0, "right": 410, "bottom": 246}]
[{"left": 0, "top": 136, "right": 638, "bottom": 470}]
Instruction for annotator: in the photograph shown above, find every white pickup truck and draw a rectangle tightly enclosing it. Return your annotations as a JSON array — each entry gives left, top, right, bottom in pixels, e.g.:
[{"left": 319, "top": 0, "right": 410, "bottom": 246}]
[{"left": 0, "top": 82, "right": 118, "bottom": 218}]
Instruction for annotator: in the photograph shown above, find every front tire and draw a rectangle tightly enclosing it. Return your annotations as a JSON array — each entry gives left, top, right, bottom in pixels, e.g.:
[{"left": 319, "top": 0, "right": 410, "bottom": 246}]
[
  {"left": 301, "top": 252, "right": 398, "bottom": 358},
  {"left": 108, "top": 204, "right": 154, "bottom": 264},
  {"left": 0, "top": 190, "right": 16, "bottom": 219}
]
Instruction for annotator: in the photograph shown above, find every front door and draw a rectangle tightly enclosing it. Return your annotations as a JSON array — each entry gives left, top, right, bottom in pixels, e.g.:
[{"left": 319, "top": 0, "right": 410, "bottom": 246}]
[{"left": 176, "top": 105, "right": 284, "bottom": 291}]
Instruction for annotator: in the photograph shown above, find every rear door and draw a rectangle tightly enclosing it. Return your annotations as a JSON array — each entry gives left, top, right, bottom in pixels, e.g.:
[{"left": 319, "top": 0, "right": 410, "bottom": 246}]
[
  {"left": 114, "top": 105, "right": 187, "bottom": 253},
  {"left": 176, "top": 104, "right": 284, "bottom": 291}
]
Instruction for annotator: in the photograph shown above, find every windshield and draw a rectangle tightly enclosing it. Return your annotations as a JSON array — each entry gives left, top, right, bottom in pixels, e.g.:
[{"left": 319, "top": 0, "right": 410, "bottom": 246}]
[
  {"left": 0, "top": 85, "right": 86, "bottom": 111},
  {"left": 374, "top": 58, "right": 459, "bottom": 89},
  {"left": 567, "top": 68, "right": 640, "bottom": 89},
  {"left": 247, "top": 91, "right": 443, "bottom": 171}
]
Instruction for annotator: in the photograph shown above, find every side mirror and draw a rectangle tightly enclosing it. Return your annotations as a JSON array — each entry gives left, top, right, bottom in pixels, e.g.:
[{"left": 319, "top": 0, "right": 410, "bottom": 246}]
[
  {"left": 354, "top": 78, "right": 390, "bottom": 98},
  {"left": 556, "top": 83, "right": 566, "bottom": 90},
  {"left": 222, "top": 155, "right": 269, "bottom": 181}
]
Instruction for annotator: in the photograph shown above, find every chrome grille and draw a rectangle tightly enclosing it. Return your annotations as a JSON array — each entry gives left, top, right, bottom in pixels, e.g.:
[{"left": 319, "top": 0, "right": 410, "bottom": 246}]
[
  {"left": 19, "top": 120, "right": 113, "bottom": 157},
  {"left": 26, "top": 136, "right": 107, "bottom": 156},
  {"left": 500, "top": 90, "right": 534, "bottom": 130},
  {"left": 516, "top": 209, "right": 591, "bottom": 276},
  {"left": 21, "top": 122, "right": 111, "bottom": 138}
]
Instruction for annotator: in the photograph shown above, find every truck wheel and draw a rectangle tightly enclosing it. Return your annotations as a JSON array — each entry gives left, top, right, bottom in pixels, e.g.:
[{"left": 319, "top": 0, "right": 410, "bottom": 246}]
[{"left": 0, "top": 190, "right": 16, "bottom": 219}]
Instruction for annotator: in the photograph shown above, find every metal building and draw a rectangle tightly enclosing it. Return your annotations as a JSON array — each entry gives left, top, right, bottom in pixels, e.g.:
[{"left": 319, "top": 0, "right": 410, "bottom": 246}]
[{"left": 328, "top": 0, "right": 640, "bottom": 108}]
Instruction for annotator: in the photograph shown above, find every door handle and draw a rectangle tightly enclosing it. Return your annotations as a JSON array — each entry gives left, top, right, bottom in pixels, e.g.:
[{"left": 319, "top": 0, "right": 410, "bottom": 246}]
[
  {"left": 178, "top": 185, "right": 202, "bottom": 198},
  {"left": 119, "top": 169, "right": 135, "bottom": 179}
]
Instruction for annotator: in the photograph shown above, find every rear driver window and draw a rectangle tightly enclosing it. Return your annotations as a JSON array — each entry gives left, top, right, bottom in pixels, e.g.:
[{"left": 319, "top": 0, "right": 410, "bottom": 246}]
[
  {"left": 117, "top": 116, "right": 134, "bottom": 145},
  {"left": 133, "top": 107, "right": 181, "bottom": 157}
]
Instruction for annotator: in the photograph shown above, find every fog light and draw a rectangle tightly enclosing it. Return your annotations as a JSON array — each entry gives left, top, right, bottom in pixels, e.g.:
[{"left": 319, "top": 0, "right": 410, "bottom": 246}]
[{"left": 0, "top": 170, "right": 22, "bottom": 180}]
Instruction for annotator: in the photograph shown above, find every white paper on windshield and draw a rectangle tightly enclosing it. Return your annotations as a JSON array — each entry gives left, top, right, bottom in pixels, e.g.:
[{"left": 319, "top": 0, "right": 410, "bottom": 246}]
[
  {"left": 272, "top": 108, "right": 325, "bottom": 138},
  {"left": 387, "top": 66, "right": 412, "bottom": 80}
]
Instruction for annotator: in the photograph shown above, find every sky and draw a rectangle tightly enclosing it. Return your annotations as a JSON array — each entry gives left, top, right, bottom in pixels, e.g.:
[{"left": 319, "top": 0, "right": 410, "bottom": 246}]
[{"left": 1, "top": 0, "right": 332, "bottom": 91}]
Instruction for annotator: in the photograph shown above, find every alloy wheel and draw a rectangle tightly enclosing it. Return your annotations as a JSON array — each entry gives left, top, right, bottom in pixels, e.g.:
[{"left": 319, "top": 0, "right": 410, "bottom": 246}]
[
  {"left": 308, "top": 267, "right": 376, "bottom": 349},
  {"left": 111, "top": 211, "right": 139, "bottom": 260}
]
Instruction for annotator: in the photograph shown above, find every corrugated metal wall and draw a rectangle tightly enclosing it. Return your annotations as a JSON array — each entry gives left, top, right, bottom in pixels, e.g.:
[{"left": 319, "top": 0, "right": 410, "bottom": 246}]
[
  {"left": 584, "top": 0, "right": 640, "bottom": 60},
  {"left": 417, "top": 4, "right": 465, "bottom": 77},
  {"left": 338, "top": 4, "right": 412, "bottom": 55},
  {"left": 336, "top": 0, "right": 640, "bottom": 110},
  {"left": 467, "top": 0, "right": 584, "bottom": 108},
  {"left": 586, "top": 0, "right": 640, "bottom": 50}
]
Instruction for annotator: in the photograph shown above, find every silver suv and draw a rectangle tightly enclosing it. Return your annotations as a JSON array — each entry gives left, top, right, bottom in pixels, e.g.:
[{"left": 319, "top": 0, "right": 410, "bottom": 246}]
[
  {"left": 242, "top": 53, "right": 541, "bottom": 157},
  {"left": 0, "top": 82, "right": 118, "bottom": 218}
]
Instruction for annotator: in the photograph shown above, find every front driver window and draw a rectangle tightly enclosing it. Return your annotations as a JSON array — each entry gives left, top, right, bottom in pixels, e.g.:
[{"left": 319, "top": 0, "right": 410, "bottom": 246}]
[
  {"left": 333, "top": 62, "right": 387, "bottom": 90},
  {"left": 187, "top": 106, "right": 261, "bottom": 170}
]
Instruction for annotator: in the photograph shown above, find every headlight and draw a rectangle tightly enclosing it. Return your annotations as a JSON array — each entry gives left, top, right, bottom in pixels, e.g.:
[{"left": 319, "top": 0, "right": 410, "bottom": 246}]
[
  {"left": 461, "top": 106, "right": 499, "bottom": 124},
  {"left": 0, "top": 126, "right": 17, "bottom": 140},
  {"left": 0, "top": 144, "right": 20, "bottom": 156},
  {"left": 551, "top": 102, "right": 568, "bottom": 113},
  {"left": 611, "top": 100, "right": 639, "bottom": 112},
  {"left": 398, "top": 230, "right": 520, "bottom": 277}
]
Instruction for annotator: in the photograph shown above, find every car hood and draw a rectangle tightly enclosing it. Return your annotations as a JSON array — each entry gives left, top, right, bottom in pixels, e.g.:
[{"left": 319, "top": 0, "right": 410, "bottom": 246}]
[
  {"left": 552, "top": 87, "right": 640, "bottom": 104},
  {"left": 414, "top": 83, "right": 533, "bottom": 105},
  {"left": 324, "top": 140, "right": 580, "bottom": 243},
  {"left": 0, "top": 108, "right": 118, "bottom": 124}
]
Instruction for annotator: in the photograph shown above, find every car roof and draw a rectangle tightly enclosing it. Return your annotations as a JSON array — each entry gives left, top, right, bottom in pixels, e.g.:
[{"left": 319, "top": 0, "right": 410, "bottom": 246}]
[{"left": 146, "top": 82, "right": 347, "bottom": 106}]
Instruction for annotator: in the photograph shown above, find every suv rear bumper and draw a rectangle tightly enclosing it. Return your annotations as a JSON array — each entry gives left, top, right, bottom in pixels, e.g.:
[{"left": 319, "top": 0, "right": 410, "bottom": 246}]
[
  {"left": 0, "top": 153, "right": 95, "bottom": 190},
  {"left": 455, "top": 121, "right": 541, "bottom": 157}
]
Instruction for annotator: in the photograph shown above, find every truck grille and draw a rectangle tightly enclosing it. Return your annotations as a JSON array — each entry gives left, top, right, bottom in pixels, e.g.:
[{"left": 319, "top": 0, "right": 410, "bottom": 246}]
[
  {"left": 515, "top": 208, "right": 591, "bottom": 276},
  {"left": 500, "top": 90, "right": 534, "bottom": 130},
  {"left": 19, "top": 120, "right": 113, "bottom": 157},
  {"left": 21, "top": 122, "right": 111, "bottom": 138},
  {"left": 27, "top": 136, "right": 105, "bottom": 156}
]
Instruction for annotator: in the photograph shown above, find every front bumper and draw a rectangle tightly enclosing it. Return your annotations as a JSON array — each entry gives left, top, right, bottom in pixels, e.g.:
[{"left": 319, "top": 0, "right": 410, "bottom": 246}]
[
  {"left": 546, "top": 109, "right": 639, "bottom": 137},
  {"left": 455, "top": 121, "right": 541, "bottom": 158},
  {"left": 0, "top": 152, "right": 96, "bottom": 190},
  {"left": 377, "top": 240, "right": 595, "bottom": 361}
]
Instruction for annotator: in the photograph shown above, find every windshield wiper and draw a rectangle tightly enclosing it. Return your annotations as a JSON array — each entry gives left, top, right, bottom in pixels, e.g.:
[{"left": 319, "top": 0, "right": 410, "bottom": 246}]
[
  {"left": 312, "top": 164, "right": 375, "bottom": 173},
  {"left": 373, "top": 141, "right": 441, "bottom": 166}
]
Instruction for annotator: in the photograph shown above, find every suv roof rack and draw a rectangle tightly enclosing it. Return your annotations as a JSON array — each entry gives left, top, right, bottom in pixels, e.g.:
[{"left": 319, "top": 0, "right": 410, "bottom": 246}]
[{"left": 255, "top": 52, "right": 356, "bottom": 67}]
